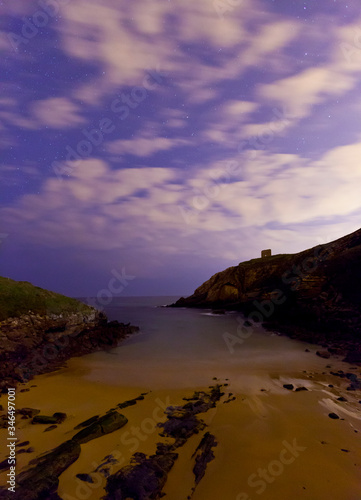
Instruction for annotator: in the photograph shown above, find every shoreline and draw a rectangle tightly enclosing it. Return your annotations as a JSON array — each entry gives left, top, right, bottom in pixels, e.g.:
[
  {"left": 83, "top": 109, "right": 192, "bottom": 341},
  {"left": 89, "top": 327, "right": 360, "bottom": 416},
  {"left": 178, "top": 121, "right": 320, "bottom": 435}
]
[
  {"left": 1, "top": 302, "right": 361, "bottom": 499},
  {"left": 0, "top": 355, "right": 360, "bottom": 499},
  {"left": 170, "top": 302, "right": 361, "bottom": 366},
  {"left": 0, "top": 319, "right": 139, "bottom": 392}
]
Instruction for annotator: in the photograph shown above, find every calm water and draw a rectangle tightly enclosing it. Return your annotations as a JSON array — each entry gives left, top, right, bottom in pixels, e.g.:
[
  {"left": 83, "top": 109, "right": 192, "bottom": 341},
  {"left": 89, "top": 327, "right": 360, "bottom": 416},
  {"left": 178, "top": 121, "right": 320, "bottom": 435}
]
[{"left": 77, "top": 296, "right": 331, "bottom": 390}]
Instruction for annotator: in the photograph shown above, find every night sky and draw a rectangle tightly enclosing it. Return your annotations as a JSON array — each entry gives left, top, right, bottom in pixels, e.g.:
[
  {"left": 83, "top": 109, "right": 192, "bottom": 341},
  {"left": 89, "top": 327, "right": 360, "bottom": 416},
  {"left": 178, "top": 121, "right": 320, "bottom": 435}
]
[{"left": 1, "top": 0, "right": 361, "bottom": 299}]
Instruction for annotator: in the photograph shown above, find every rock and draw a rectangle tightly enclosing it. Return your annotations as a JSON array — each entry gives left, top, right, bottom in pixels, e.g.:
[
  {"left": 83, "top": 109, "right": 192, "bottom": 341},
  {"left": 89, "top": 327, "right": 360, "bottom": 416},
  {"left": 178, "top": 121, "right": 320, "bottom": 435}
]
[
  {"left": 316, "top": 351, "right": 331, "bottom": 359},
  {"left": 17, "top": 441, "right": 30, "bottom": 448},
  {"left": 103, "top": 449, "right": 178, "bottom": 500},
  {"left": 305, "top": 349, "right": 310, "bottom": 352},
  {"left": 32, "top": 415, "right": 58, "bottom": 425},
  {"left": 72, "top": 411, "right": 128, "bottom": 444},
  {"left": 117, "top": 399, "right": 137, "bottom": 409},
  {"left": 53, "top": 412, "right": 67, "bottom": 423},
  {"left": 341, "top": 449, "right": 350, "bottom": 452},
  {"left": 32, "top": 412, "right": 66, "bottom": 425},
  {"left": 74, "top": 415, "right": 99, "bottom": 430},
  {"left": 191, "top": 432, "right": 217, "bottom": 486},
  {"left": 337, "top": 397, "right": 347, "bottom": 402},
  {"left": 345, "top": 373, "right": 361, "bottom": 391},
  {"left": 295, "top": 387, "right": 308, "bottom": 392},
  {"left": 76, "top": 473, "right": 94, "bottom": 483},
  {"left": 44, "top": 425, "right": 58, "bottom": 432},
  {"left": 283, "top": 384, "right": 294, "bottom": 391},
  {"left": 161, "top": 412, "right": 204, "bottom": 439},
  {"left": 160, "top": 385, "right": 224, "bottom": 443},
  {"left": 0, "top": 278, "right": 139, "bottom": 392},
  {"left": 18, "top": 408, "right": 40, "bottom": 418},
  {"left": 170, "top": 228, "right": 361, "bottom": 365},
  {"left": 0, "top": 439, "right": 81, "bottom": 500},
  {"left": 328, "top": 413, "right": 339, "bottom": 419},
  {"left": 0, "top": 458, "right": 10, "bottom": 471}
]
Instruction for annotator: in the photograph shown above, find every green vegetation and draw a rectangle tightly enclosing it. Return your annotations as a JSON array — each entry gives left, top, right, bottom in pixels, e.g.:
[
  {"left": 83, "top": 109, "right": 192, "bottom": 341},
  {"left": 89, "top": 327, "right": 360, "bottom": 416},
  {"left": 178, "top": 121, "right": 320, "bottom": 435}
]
[{"left": 0, "top": 276, "right": 92, "bottom": 322}]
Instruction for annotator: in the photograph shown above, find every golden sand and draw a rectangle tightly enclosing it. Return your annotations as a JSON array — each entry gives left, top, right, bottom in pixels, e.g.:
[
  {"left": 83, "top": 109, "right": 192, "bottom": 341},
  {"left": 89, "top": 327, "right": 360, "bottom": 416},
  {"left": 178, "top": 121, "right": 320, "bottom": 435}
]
[{"left": 0, "top": 353, "right": 360, "bottom": 500}]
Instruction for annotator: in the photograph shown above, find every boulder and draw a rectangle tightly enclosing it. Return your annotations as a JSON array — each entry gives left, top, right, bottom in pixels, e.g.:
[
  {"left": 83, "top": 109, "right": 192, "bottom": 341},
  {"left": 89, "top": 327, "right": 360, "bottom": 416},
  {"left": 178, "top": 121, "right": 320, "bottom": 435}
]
[
  {"left": 316, "top": 350, "right": 331, "bottom": 359},
  {"left": 104, "top": 449, "right": 178, "bottom": 500},
  {"left": 72, "top": 411, "right": 128, "bottom": 444}
]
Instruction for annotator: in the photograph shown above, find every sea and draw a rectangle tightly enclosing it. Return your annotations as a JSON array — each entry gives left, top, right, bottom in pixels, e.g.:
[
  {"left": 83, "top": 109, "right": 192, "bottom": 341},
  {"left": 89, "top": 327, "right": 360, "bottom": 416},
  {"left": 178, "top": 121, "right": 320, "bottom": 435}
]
[
  {"left": 79, "top": 295, "right": 337, "bottom": 391},
  {"left": 1, "top": 296, "right": 361, "bottom": 499}
]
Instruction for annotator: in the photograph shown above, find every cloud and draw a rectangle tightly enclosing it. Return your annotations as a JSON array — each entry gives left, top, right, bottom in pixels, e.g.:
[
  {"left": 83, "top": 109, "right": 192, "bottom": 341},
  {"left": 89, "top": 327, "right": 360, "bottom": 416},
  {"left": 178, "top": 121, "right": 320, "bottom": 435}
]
[
  {"left": 52, "top": 0, "right": 303, "bottom": 109},
  {"left": 262, "top": 66, "right": 353, "bottom": 121},
  {"left": 4, "top": 138, "right": 361, "bottom": 261},
  {"left": 106, "top": 135, "right": 189, "bottom": 157},
  {"left": 30, "top": 97, "right": 86, "bottom": 128}
]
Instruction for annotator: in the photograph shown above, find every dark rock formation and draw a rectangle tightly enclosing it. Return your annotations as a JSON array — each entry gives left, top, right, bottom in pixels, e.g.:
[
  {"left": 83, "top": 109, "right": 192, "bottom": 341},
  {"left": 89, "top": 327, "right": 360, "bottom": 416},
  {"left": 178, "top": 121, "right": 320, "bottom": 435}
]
[
  {"left": 316, "top": 350, "right": 331, "bottom": 359},
  {"left": 32, "top": 415, "right": 58, "bottom": 425},
  {"left": 74, "top": 415, "right": 100, "bottom": 430},
  {"left": 18, "top": 408, "right": 40, "bottom": 419},
  {"left": 103, "top": 448, "right": 178, "bottom": 500},
  {"left": 0, "top": 408, "right": 128, "bottom": 499},
  {"left": 32, "top": 412, "right": 66, "bottom": 425},
  {"left": 103, "top": 385, "right": 225, "bottom": 500},
  {"left": 72, "top": 411, "right": 128, "bottom": 444},
  {"left": 191, "top": 432, "right": 217, "bottom": 486},
  {"left": 171, "top": 228, "right": 361, "bottom": 362},
  {"left": 0, "top": 279, "right": 139, "bottom": 391},
  {"left": 0, "top": 439, "right": 81, "bottom": 500},
  {"left": 117, "top": 394, "right": 146, "bottom": 409},
  {"left": 159, "top": 385, "right": 224, "bottom": 446}
]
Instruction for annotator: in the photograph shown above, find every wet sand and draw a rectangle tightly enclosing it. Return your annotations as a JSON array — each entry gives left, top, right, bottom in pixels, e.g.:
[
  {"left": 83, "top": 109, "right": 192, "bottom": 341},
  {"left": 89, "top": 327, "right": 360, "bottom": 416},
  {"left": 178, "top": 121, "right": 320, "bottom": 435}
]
[{"left": 0, "top": 347, "right": 360, "bottom": 500}]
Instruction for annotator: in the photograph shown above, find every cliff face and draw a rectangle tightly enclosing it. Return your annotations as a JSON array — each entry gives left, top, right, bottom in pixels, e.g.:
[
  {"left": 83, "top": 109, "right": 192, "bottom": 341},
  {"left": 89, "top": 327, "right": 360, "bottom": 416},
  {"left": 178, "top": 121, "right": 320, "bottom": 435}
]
[
  {"left": 173, "top": 228, "right": 361, "bottom": 360},
  {"left": 0, "top": 278, "right": 138, "bottom": 391}
]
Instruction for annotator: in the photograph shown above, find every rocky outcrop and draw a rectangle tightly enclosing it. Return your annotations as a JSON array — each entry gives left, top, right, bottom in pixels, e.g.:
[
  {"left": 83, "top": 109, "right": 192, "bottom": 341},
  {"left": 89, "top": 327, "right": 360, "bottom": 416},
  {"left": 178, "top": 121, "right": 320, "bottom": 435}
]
[
  {"left": 103, "top": 384, "right": 227, "bottom": 500},
  {"left": 0, "top": 279, "right": 139, "bottom": 391},
  {"left": 0, "top": 313, "right": 138, "bottom": 391},
  {"left": 103, "top": 448, "right": 178, "bottom": 500},
  {"left": 72, "top": 411, "right": 128, "bottom": 444},
  {"left": 0, "top": 439, "right": 82, "bottom": 500},
  {"left": 172, "top": 228, "right": 361, "bottom": 361},
  {"left": 191, "top": 432, "right": 217, "bottom": 489},
  {"left": 0, "top": 407, "right": 129, "bottom": 500}
]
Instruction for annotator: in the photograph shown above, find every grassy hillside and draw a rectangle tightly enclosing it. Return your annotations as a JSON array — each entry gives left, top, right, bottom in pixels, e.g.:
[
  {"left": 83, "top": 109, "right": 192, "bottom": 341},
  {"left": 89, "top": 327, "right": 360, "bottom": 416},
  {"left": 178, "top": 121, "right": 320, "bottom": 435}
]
[{"left": 0, "top": 276, "right": 92, "bottom": 322}]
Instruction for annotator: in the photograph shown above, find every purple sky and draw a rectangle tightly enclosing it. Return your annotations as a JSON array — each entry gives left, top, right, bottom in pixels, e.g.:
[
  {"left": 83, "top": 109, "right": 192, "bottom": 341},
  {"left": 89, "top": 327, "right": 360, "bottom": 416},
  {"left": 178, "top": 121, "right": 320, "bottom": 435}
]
[{"left": 1, "top": 0, "right": 361, "bottom": 298}]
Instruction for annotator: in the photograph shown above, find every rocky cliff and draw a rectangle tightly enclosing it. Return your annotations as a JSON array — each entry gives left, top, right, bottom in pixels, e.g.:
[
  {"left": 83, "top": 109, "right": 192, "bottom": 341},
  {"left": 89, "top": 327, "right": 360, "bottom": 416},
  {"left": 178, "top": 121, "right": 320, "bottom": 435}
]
[
  {"left": 173, "top": 228, "right": 361, "bottom": 362},
  {"left": 0, "top": 277, "right": 138, "bottom": 391}
]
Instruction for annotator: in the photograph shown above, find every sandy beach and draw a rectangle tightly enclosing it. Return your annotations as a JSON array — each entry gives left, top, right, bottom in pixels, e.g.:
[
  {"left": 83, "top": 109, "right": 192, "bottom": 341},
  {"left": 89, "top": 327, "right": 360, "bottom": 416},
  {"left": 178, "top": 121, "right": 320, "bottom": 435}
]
[{"left": 1, "top": 341, "right": 360, "bottom": 499}]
